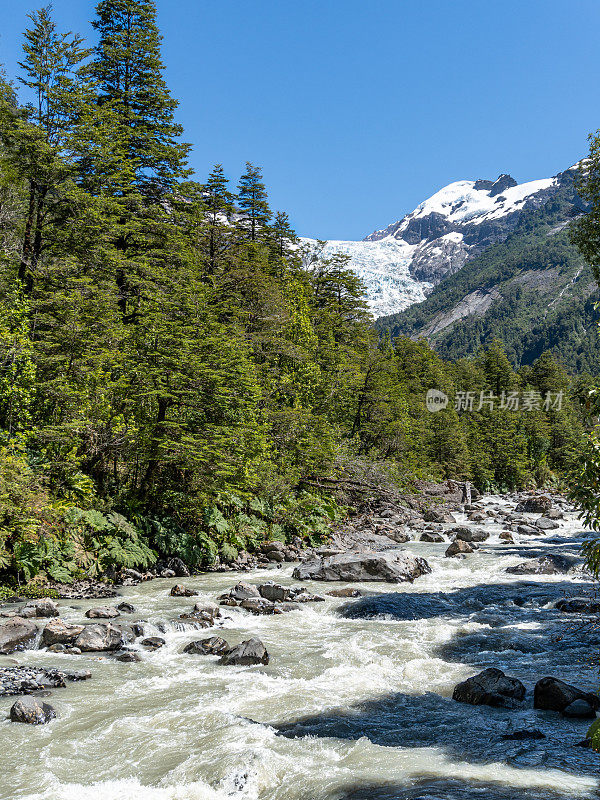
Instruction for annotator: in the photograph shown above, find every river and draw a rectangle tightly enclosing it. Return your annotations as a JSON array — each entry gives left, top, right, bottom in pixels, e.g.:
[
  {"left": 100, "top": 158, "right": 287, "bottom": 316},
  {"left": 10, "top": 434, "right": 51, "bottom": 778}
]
[{"left": 3, "top": 496, "right": 600, "bottom": 800}]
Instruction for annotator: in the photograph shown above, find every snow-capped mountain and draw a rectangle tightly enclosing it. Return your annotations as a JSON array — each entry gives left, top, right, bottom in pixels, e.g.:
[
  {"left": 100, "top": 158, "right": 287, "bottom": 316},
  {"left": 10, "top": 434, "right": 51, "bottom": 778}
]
[{"left": 307, "top": 169, "right": 574, "bottom": 318}]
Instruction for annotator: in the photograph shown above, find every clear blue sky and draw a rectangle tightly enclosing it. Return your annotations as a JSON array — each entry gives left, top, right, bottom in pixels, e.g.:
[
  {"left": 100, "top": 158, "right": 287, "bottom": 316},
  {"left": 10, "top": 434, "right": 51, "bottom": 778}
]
[{"left": 1, "top": 0, "right": 599, "bottom": 240}]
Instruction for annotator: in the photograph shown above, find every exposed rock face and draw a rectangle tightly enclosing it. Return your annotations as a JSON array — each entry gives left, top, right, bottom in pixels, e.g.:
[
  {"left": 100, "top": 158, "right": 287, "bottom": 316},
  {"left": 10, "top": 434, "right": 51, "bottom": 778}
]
[
  {"left": 10, "top": 696, "right": 56, "bottom": 724},
  {"left": 534, "top": 677, "right": 600, "bottom": 713},
  {"left": 184, "top": 636, "right": 230, "bottom": 656},
  {"left": 453, "top": 667, "right": 526, "bottom": 708},
  {"left": 0, "top": 617, "right": 38, "bottom": 654},
  {"left": 74, "top": 623, "right": 123, "bottom": 652},
  {"left": 293, "top": 551, "right": 431, "bottom": 583},
  {"left": 219, "top": 637, "right": 269, "bottom": 666},
  {"left": 506, "top": 554, "right": 579, "bottom": 575},
  {"left": 85, "top": 607, "right": 120, "bottom": 619},
  {"left": 41, "top": 619, "right": 85, "bottom": 647}
]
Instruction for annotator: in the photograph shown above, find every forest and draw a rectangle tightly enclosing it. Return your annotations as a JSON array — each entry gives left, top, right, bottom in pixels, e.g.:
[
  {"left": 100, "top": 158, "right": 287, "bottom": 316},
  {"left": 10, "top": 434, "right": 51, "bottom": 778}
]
[{"left": 0, "top": 1, "right": 596, "bottom": 591}]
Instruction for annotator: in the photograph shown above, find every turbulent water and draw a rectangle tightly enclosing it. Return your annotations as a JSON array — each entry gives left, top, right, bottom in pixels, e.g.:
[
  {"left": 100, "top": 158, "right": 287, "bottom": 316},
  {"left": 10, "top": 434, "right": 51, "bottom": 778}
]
[{"left": 3, "top": 497, "right": 600, "bottom": 800}]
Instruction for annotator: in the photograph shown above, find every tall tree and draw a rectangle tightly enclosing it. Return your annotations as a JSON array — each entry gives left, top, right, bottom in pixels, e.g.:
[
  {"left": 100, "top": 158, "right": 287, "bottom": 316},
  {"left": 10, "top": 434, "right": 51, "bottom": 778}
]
[
  {"left": 237, "top": 162, "right": 271, "bottom": 241},
  {"left": 91, "top": 0, "right": 189, "bottom": 197}
]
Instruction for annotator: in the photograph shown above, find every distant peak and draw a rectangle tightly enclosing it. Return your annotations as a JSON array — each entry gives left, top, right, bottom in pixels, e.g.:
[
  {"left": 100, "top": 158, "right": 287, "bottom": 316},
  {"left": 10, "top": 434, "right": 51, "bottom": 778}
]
[
  {"left": 473, "top": 179, "right": 494, "bottom": 191},
  {"left": 489, "top": 174, "right": 518, "bottom": 196}
]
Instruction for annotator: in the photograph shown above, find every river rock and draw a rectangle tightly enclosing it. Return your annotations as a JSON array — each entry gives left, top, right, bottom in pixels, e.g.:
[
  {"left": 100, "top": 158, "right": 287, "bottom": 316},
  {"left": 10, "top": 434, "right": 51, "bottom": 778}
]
[
  {"left": 534, "top": 676, "right": 600, "bottom": 713},
  {"left": 19, "top": 599, "right": 59, "bottom": 618},
  {"left": 515, "top": 495, "right": 553, "bottom": 513},
  {"left": 423, "top": 510, "right": 456, "bottom": 524},
  {"left": 115, "top": 650, "right": 142, "bottom": 662},
  {"left": 507, "top": 554, "right": 579, "bottom": 575},
  {"left": 327, "top": 587, "right": 362, "bottom": 597},
  {"left": 41, "top": 619, "right": 85, "bottom": 647},
  {"left": 445, "top": 540, "right": 474, "bottom": 557},
  {"left": 420, "top": 532, "right": 445, "bottom": 543},
  {"left": 141, "top": 636, "right": 165, "bottom": 650},
  {"left": 10, "top": 696, "right": 56, "bottom": 725},
  {"left": 170, "top": 584, "right": 197, "bottom": 597},
  {"left": 85, "top": 607, "right": 120, "bottom": 619},
  {"left": 516, "top": 524, "right": 540, "bottom": 535},
  {"left": 219, "top": 637, "right": 269, "bottom": 666},
  {"left": 184, "top": 636, "right": 230, "bottom": 655},
  {"left": 220, "top": 582, "right": 261, "bottom": 603},
  {"left": 451, "top": 526, "right": 489, "bottom": 543},
  {"left": 499, "top": 531, "right": 514, "bottom": 542},
  {"left": 293, "top": 551, "right": 431, "bottom": 583},
  {"left": 453, "top": 667, "right": 526, "bottom": 708},
  {"left": 0, "top": 617, "right": 38, "bottom": 654},
  {"left": 74, "top": 623, "right": 123, "bottom": 652},
  {"left": 546, "top": 509, "right": 564, "bottom": 520},
  {"left": 563, "top": 699, "right": 597, "bottom": 719},
  {"left": 116, "top": 602, "right": 136, "bottom": 614},
  {"left": 555, "top": 597, "right": 600, "bottom": 613},
  {"left": 535, "top": 517, "right": 560, "bottom": 530}
]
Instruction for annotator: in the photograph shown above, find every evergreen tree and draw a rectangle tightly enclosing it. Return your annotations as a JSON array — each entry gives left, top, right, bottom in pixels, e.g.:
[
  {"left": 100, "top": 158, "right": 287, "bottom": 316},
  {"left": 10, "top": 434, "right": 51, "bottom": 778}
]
[
  {"left": 91, "top": 0, "right": 189, "bottom": 196},
  {"left": 237, "top": 162, "right": 271, "bottom": 241}
]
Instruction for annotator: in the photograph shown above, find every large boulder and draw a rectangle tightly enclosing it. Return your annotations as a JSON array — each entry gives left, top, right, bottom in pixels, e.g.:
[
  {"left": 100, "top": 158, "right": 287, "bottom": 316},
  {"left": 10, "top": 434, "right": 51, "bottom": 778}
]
[
  {"left": 535, "top": 517, "right": 560, "bottom": 530},
  {"left": 420, "top": 532, "right": 444, "bottom": 543},
  {"left": 507, "top": 554, "right": 579, "bottom": 575},
  {"left": 10, "top": 696, "right": 56, "bottom": 725},
  {"left": 184, "top": 636, "right": 230, "bottom": 656},
  {"left": 219, "top": 637, "right": 269, "bottom": 666},
  {"left": 41, "top": 619, "right": 85, "bottom": 647},
  {"left": 451, "top": 526, "right": 488, "bottom": 543},
  {"left": 515, "top": 495, "right": 553, "bottom": 514},
  {"left": 19, "top": 598, "right": 59, "bottom": 618},
  {"left": 445, "top": 540, "right": 475, "bottom": 558},
  {"left": 219, "top": 582, "right": 261, "bottom": 603},
  {"left": 74, "top": 623, "right": 123, "bottom": 652},
  {"left": 453, "top": 667, "right": 526, "bottom": 709},
  {"left": 534, "top": 677, "right": 600, "bottom": 713},
  {"left": 85, "top": 606, "right": 120, "bottom": 619},
  {"left": 292, "top": 551, "right": 431, "bottom": 583},
  {"left": 0, "top": 617, "right": 38, "bottom": 654}
]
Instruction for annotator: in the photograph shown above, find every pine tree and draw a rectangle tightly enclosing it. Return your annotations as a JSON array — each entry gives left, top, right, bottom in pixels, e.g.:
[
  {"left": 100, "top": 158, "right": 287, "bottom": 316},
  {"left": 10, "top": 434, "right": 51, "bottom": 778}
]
[
  {"left": 202, "top": 164, "right": 234, "bottom": 274},
  {"left": 6, "top": 6, "right": 90, "bottom": 291},
  {"left": 91, "top": 0, "right": 189, "bottom": 196},
  {"left": 237, "top": 162, "right": 271, "bottom": 241},
  {"left": 271, "top": 211, "right": 296, "bottom": 258}
]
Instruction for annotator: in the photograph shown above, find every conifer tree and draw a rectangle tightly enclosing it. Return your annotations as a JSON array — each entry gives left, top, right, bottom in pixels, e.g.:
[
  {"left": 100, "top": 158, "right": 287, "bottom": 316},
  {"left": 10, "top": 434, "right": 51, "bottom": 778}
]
[
  {"left": 237, "top": 162, "right": 271, "bottom": 241},
  {"left": 91, "top": 0, "right": 189, "bottom": 196}
]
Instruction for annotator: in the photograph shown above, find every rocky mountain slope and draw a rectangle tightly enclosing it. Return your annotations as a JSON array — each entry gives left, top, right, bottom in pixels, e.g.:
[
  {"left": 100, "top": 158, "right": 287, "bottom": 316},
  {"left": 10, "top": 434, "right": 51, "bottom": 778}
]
[
  {"left": 375, "top": 169, "right": 600, "bottom": 372},
  {"left": 309, "top": 167, "right": 583, "bottom": 319}
]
